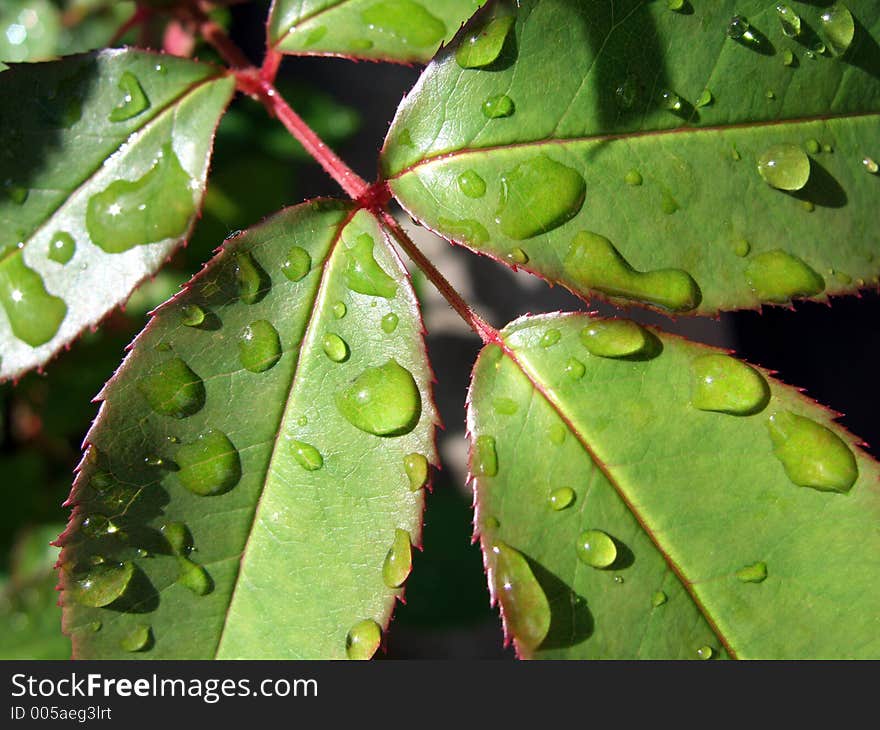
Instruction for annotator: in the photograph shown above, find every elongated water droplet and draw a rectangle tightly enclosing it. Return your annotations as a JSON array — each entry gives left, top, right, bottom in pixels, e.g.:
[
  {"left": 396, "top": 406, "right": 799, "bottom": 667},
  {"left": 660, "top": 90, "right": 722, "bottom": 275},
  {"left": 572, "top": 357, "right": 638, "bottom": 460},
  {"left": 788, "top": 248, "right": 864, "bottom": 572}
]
[
  {"left": 691, "top": 354, "right": 770, "bottom": 416},
  {"left": 456, "top": 13, "right": 514, "bottom": 68},
  {"left": 505, "top": 247, "right": 529, "bottom": 265},
  {"left": 565, "top": 231, "right": 701, "bottom": 312},
  {"left": 0, "top": 251, "right": 67, "bottom": 346},
  {"left": 404, "top": 453, "right": 429, "bottom": 490},
  {"left": 234, "top": 251, "right": 266, "bottom": 304},
  {"left": 549, "top": 487, "right": 575, "bottom": 511},
  {"left": 497, "top": 155, "right": 585, "bottom": 240},
  {"left": 239, "top": 320, "right": 282, "bottom": 372},
  {"left": 696, "top": 89, "right": 713, "bottom": 108},
  {"left": 121, "top": 624, "right": 151, "bottom": 652},
  {"left": 863, "top": 157, "right": 879, "bottom": 174},
  {"left": 696, "top": 645, "right": 713, "bottom": 660},
  {"left": 86, "top": 143, "right": 194, "bottom": 253},
  {"left": 576, "top": 529, "right": 617, "bottom": 568},
  {"left": 489, "top": 541, "right": 550, "bottom": 655},
  {"left": 161, "top": 521, "right": 192, "bottom": 556},
  {"left": 337, "top": 360, "right": 421, "bottom": 436},
  {"left": 346, "top": 618, "right": 381, "bottom": 660},
  {"left": 474, "top": 435, "right": 498, "bottom": 476},
  {"left": 49, "top": 232, "right": 75, "bottom": 264},
  {"left": 381, "top": 312, "right": 399, "bottom": 334},
  {"left": 458, "top": 170, "right": 487, "bottom": 198},
  {"left": 382, "top": 528, "right": 412, "bottom": 588},
  {"left": 333, "top": 301, "right": 347, "bottom": 319},
  {"left": 177, "top": 558, "right": 212, "bottom": 595},
  {"left": 322, "top": 332, "right": 349, "bottom": 363},
  {"left": 540, "top": 328, "right": 561, "bottom": 348},
  {"left": 281, "top": 245, "right": 311, "bottom": 281},
  {"left": 291, "top": 440, "right": 323, "bottom": 471},
  {"left": 745, "top": 250, "right": 825, "bottom": 303},
  {"left": 438, "top": 217, "right": 489, "bottom": 245},
  {"left": 651, "top": 590, "right": 668, "bottom": 607},
  {"left": 493, "top": 397, "right": 519, "bottom": 415},
  {"left": 176, "top": 430, "right": 241, "bottom": 496},
  {"left": 581, "top": 318, "right": 651, "bottom": 358},
  {"left": 360, "top": 0, "right": 446, "bottom": 47},
  {"left": 820, "top": 3, "right": 855, "bottom": 56},
  {"left": 69, "top": 561, "right": 134, "bottom": 607},
  {"left": 775, "top": 4, "right": 801, "bottom": 37},
  {"left": 625, "top": 169, "right": 643, "bottom": 186},
  {"left": 344, "top": 233, "right": 397, "bottom": 299},
  {"left": 482, "top": 94, "right": 515, "bottom": 119},
  {"left": 736, "top": 561, "right": 768, "bottom": 583},
  {"left": 767, "top": 410, "right": 858, "bottom": 492},
  {"left": 757, "top": 144, "right": 811, "bottom": 191},
  {"left": 108, "top": 72, "right": 150, "bottom": 122},
  {"left": 727, "top": 15, "right": 755, "bottom": 43},
  {"left": 564, "top": 357, "right": 585, "bottom": 379},
  {"left": 138, "top": 358, "right": 204, "bottom": 418}
]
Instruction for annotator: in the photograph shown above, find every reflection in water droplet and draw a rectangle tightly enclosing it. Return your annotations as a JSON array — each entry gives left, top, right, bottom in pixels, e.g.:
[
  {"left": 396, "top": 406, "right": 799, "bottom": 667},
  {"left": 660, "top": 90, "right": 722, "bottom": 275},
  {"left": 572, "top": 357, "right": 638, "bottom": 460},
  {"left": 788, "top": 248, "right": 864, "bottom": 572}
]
[
  {"left": 346, "top": 618, "right": 381, "bottom": 660},
  {"left": 455, "top": 13, "right": 514, "bottom": 68},
  {"left": 344, "top": 234, "right": 397, "bottom": 299},
  {"left": 576, "top": 529, "right": 617, "bottom": 568},
  {"left": 69, "top": 561, "right": 134, "bottom": 607},
  {"left": 581, "top": 318, "right": 652, "bottom": 358},
  {"left": 745, "top": 250, "right": 825, "bottom": 303},
  {"left": 458, "top": 170, "right": 487, "bottom": 198},
  {"left": 381, "top": 312, "right": 399, "bottom": 334},
  {"left": 360, "top": 0, "right": 446, "bottom": 47},
  {"left": 736, "top": 561, "right": 768, "bottom": 583},
  {"left": 239, "top": 320, "right": 282, "bottom": 373},
  {"left": 49, "top": 232, "right": 75, "bottom": 264},
  {"left": 549, "top": 487, "right": 575, "bottom": 511},
  {"left": 820, "top": 3, "right": 855, "bottom": 56},
  {"left": 121, "top": 624, "right": 152, "bottom": 652},
  {"left": 490, "top": 541, "right": 550, "bottom": 655},
  {"left": 291, "top": 440, "right": 323, "bottom": 471},
  {"left": 138, "top": 358, "right": 205, "bottom": 418},
  {"left": 108, "top": 72, "right": 150, "bottom": 122},
  {"left": 176, "top": 430, "right": 241, "bottom": 495},
  {"left": 659, "top": 89, "right": 683, "bottom": 112},
  {"left": 0, "top": 251, "right": 67, "bottom": 346},
  {"left": 690, "top": 354, "right": 770, "bottom": 416},
  {"left": 337, "top": 360, "right": 421, "bottom": 436},
  {"left": 482, "top": 94, "right": 515, "bottom": 119},
  {"left": 322, "top": 332, "right": 350, "bottom": 363},
  {"left": 474, "top": 435, "right": 498, "bottom": 477},
  {"left": 775, "top": 4, "right": 801, "bottom": 38},
  {"left": 404, "top": 453, "right": 429, "bottom": 490},
  {"left": 757, "top": 144, "right": 811, "bottom": 191},
  {"left": 382, "top": 528, "right": 412, "bottom": 588},
  {"left": 281, "top": 245, "right": 311, "bottom": 282}
]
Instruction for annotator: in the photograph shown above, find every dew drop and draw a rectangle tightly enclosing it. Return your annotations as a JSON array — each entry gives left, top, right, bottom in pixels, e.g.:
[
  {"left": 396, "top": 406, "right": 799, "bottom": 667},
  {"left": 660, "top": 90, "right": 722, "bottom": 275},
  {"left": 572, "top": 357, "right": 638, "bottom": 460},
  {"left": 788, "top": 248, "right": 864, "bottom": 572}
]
[
  {"left": 482, "top": 94, "right": 515, "bottom": 119},
  {"left": 540, "top": 328, "right": 561, "bottom": 348},
  {"left": 381, "top": 312, "right": 399, "bottom": 334},
  {"left": 333, "top": 301, "right": 347, "bottom": 319},
  {"left": 360, "top": 1, "right": 446, "bottom": 48},
  {"left": 177, "top": 558, "right": 212, "bottom": 595},
  {"left": 580, "top": 318, "right": 651, "bottom": 359},
  {"left": 696, "top": 645, "right": 713, "bottom": 660},
  {"left": 576, "top": 529, "right": 617, "bottom": 568},
  {"left": 69, "top": 561, "right": 134, "bottom": 607},
  {"left": 337, "top": 360, "right": 421, "bottom": 436},
  {"left": 564, "top": 357, "right": 585, "bottom": 379},
  {"left": 624, "top": 169, "right": 643, "bottom": 186},
  {"left": 651, "top": 590, "right": 668, "bottom": 607},
  {"left": 138, "top": 358, "right": 205, "bottom": 418},
  {"left": 344, "top": 233, "right": 397, "bottom": 299},
  {"left": 176, "top": 430, "right": 241, "bottom": 496},
  {"left": 322, "top": 332, "right": 350, "bottom": 363},
  {"left": 404, "top": 453, "right": 429, "bottom": 490},
  {"left": 767, "top": 410, "right": 858, "bottom": 492},
  {"left": 505, "top": 247, "right": 529, "bottom": 265},
  {"left": 489, "top": 541, "right": 551, "bottom": 654},
  {"left": 108, "top": 72, "right": 150, "bottom": 122},
  {"left": 863, "top": 157, "right": 879, "bottom": 174},
  {"left": 745, "top": 250, "right": 825, "bottom": 303},
  {"left": 613, "top": 575, "right": 625, "bottom": 584},
  {"left": 455, "top": 13, "right": 514, "bottom": 68},
  {"left": 382, "top": 528, "right": 412, "bottom": 588},
  {"left": 775, "top": 4, "right": 801, "bottom": 38},
  {"left": 291, "top": 440, "right": 324, "bottom": 471},
  {"left": 239, "top": 320, "right": 282, "bottom": 372},
  {"left": 736, "top": 561, "right": 768, "bottom": 583},
  {"left": 48, "top": 232, "right": 75, "bottom": 264},
  {"left": 281, "top": 245, "right": 311, "bottom": 282},
  {"left": 690, "top": 354, "right": 770, "bottom": 416},
  {"left": 820, "top": 3, "right": 855, "bottom": 57},
  {"left": 303, "top": 26, "right": 327, "bottom": 46},
  {"left": 346, "top": 618, "right": 381, "bottom": 660},
  {"left": 757, "top": 143, "right": 811, "bottom": 191},
  {"left": 474, "top": 435, "right": 498, "bottom": 477},
  {"left": 234, "top": 251, "right": 267, "bottom": 304},
  {"left": 549, "top": 487, "right": 575, "bottom": 511},
  {"left": 493, "top": 397, "right": 519, "bottom": 415},
  {"left": 120, "top": 624, "right": 151, "bottom": 652},
  {"left": 0, "top": 250, "right": 67, "bottom": 346},
  {"left": 458, "top": 170, "right": 487, "bottom": 198}
]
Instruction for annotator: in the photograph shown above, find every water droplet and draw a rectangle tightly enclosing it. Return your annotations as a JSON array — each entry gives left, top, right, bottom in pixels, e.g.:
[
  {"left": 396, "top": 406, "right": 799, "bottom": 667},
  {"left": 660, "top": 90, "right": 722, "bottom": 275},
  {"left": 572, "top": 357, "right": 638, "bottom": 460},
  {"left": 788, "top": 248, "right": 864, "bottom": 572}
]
[
  {"left": 162, "top": 521, "right": 192, "bottom": 556},
  {"left": 775, "top": 4, "right": 801, "bottom": 38},
  {"left": 143, "top": 455, "right": 165, "bottom": 468},
  {"left": 493, "top": 397, "right": 519, "bottom": 415},
  {"left": 181, "top": 304, "right": 205, "bottom": 327},
  {"left": 291, "top": 440, "right": 323, "bottom": 471},
  {"left": 651, "top": 590, "right": 667, "bottom": 607},
  {"left": 576, "top": 529, "right": 617, "bottom": 568},
  {"left": 667, "top": 0, "right": 685, "bottom": 12},
  {"left": 0, "top": 251, "right": 67, "bottom": 346},
  {"left": 549, "top": 487, "right": 575, "bottom": 511},
  {"left": 337, "top": 360, "right": 421, "bottom": 436},
  {"left": 455, "top": 13, "right": 514, "bottom": 68},
  {"left": 48, "top": 232, "right": 75, "bottom": 264},
  {"left": 474, "top": 435, "right": 498, "bottom": 477},
  {"left": 381, "top": 312, "right": 399, "bottom": 334},
  {"left": 695, "top": 89, "right": 713, "bottom": 108},
  {"left": 489, "top": 541, "right": 551, "bottom": 654},
  {"left": 86, "top": 143, "right": 195, "bottom": 253},
  {"left": 823, "top": 143, "right": 834, "bottom": 153},
  {"left": 483, "top": 516, "right": 500, "bottom": 531},
  {"left": 540, "top": 328, "right": 561, "bottom": 348},
  {"left": 691, "top": 354, "right": 770, "bottom": 416},
  {"left": 280, "top": 245, "right": 312, "bottom": 282},
  {"left": 458, "top": 170, "right": 487, "bottom": 198},
  {"left": 505, "top": 247, "right": 529, "bottom": 265},
  {"left": 177, "top": 558, "right": 212, "bottom": 595},
  {"left": 333, "top": 301, "right": 347, "bottom": 319},
  {"left": 767, "top": 410, "right": 858, "bottom": 492},
  {"left": 782, "top": 49, "right": 796, "bottom": 66},
  {"left": 304, "top": 26, "right": 328, "bottom": 46},
  {"left": 69, "top": 561, "right": 134, "bottom": 607},
  {"left": 234, "top": 251, "right": 267, "bottom": 304},
  {"left": 549, "top": 423, "right": 566, "bottom": 445},
  {"left": 736, "top": 561, "right": 768, "bottom": 583},
  {"left": 801, "top": 200, "right": 816, "bottom": 213},
  {"left": 239, "top": 320, "right": 282, "bottom": 373},
  {"left": 120, "top": 624, "right": 151, "bottom": 652},
  {"left": 613, "top": 575, "right": 625, "bottom": 584},
  {"left": 731, "top": 145, "right": 742, "bottom": 162},
  {"left": 322, "top": 332, "right": 350, "bottom": 363},
  {"left": 733, "top": 238, "right": 751, "bottom": 257},
  {"left": 382, "top": 528, "right": 412, "bottom": 588},
  {"left": 90, "top": 621, "right": 102, "bottom": 632},
  {"left": 482, "top": 94, "right": 515, "bottom": 119},
  {"left": 360, "top": 0, "right": 446, "bottom": 47},
  {"left": 580, "top": 318, "right": 651, "bottom": 358},
  {"left": 564, "top": 357, "right": 585, "bottom": 379},
  {"left": 176, "top": 430, "right": 241, "bottom": 496},
  {"left": 765, "top": 89, "right": 776, "bottom": 100},
  {"left": 659, "top": 89, "right": 683, "bottom": 112},
  {"left": 565, "top": 232, "right": 701, "bottom": 312},
  {"left": 497, "top": 155, "right": 586, "bottom": 240},
  {"left": 351, "top": 38, "right": 374, "bottom": 50},
  {"left": 346, "top": 618, "right": 381, "bottom": 660},
  {"left": 757, "top": 143, "right": 811, "bottom": 191},
  {"left": 661, "top": 192, "right": 679, "bottom": 215},
  {"left": 137, "top": 358, "right": 205, "bottom": 418},
  {"left": 438, "top": 217, "right": 489, "bottom": 245},
  {"left": 297, "top": 415, "right": 308, "bottom": 427},
  {"left": 81, "top": 514, "right": 122, "bottom": 538},
  {"left": 625, "top": 169, "right": 643, "bottom": 186},
  {"left": 727, "top": 15, "right": 756, "bottom": 43},
  {"left": 805, "top": 139, "right": 821, "bottom": 155},
  {"left": 863, "top": 157, "right": 879, "bottom": 174},
  {"left": 108, "top": 72, "right": 150, "bottom": 122},
  {"left": 344, "top": 233, "right": 397, "bottom": 299},
  {"left": 745, "top": 250, "right": 825, "bottom": 303},
  {"left": 696, "top": 645, "right": 713, "bottom": 660},
  {"left": 820, "top": 3, "right": 855, "bottom": 56},
  {"left": 404, "top": 453, "right": 429, "bottom": 490}
]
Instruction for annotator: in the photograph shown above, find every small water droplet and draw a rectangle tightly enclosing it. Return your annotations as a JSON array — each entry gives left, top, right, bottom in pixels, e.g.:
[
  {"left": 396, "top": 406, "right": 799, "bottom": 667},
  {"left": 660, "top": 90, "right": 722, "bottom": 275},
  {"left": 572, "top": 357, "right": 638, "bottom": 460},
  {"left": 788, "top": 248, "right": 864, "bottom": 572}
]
[
  {"left": 576, "top": 529, "right": 617, "bottom": 568},
  {"left": 457, "top": 169, "right": 487, "bottom": 198},
  {"left": 382, "top": 528, "right": 412, "bottom": 588},
  {"left": 731, "top": 144, "right": 742, "bottom": 162},
  {"left": 474, "top": 435, "right": 498, "bottom": 476},
  {"left": 69, "top": 561, "right": 134, "bottom": 607},
  {"left": 337, "top": 360, "right": 421, "bottom": 436},
  {"left": 239, "top": 320, "right": 282, "bottom": 373},
  {"left": 303, "top": 26, "right": 328, "bottom": 47},
  {"left": 727, "top": 15, "right": 756, "bottom": 43},
  {"left": 333, "top": 301, "right": 347, "bottom": 319},
  {"left": 483, "top": 515, "right": 500, "bottom": 531},
  {"left": 404, "top": 453, "right": 429, "bottom": 490},
  {"left": 805, "top": 139, "right": 821, "bottom": 155},
  {"left": 733, "top": 238, "right": 751, "bottom": 257},
  {"left": 767, "top": 410, "right": 858, "bottom": 492},
  {"left": 659, "top": 89, "right": 683, "bottom": 112},
  {"left": 346, "top": 618, "right": 381, "bottom": 660},
  {"left": 381, "top": 312, "right": 399, "bottom": 334},
  {"left": 765, "top": 89, "right": 776, "bottom": 100},
  {"left": 90, "top": 621, "right": 102, "bottom": 632},
  {"left": 291, "top": 440, "right": 323, "bottom": 471},
  {"left": 120, "top": 624, "right": 151, "bottom": 652},
  {"left": 137, "top": 358, "right": 204, "bottom": 418},
  {"left": 455, "top": 13, "right": 514, "bottom": 68},
  {"left": 360, "top": 0, "right": 446, "bottom": 48},
  {"left": 745, "top": 249, "right": 825, "bottom": 303},
  {"left": 108, "top": 71, "right": 150, "bottom": 122},
  {"left": 482, "top": 94, "right": 515, "bottom": 119},
  {"left": 696, "top": 645, "right": 713, "bottom": 660},
  {"left": 615, "top": 74, "right": 639, "bottom": 110},
  {"left": 801, "top": 200, "right": 816, "bottom": 212},
  {"left": 549, "top": 423, "right": 566, "bottom": 445},
  {"left": 505, "top": 247, "right": 529, "bottom": 265},
  {"left": 782, "top": 49, "right": 796, "bottom": 66},
  {"left": 667, "top": 0, "right": 685, "bottom": 12},
  {"left": 820, "top": 3, "right": 855, "bottom": 56},
  {"left": 651, "top": 590, "right": 667, "bottom": 607},
  {"left": 625, "top": 169, "right": 643, "bottom": 186},
  {"left": 549, "top": 487, "right": 575, "bottom": 511},
  {"left": 176, "top": 430, "right": 241, "bottom": 495},
  {"left": 691, "top": 354, "right": 770, "bottom": 416},
  {"left": 493, "top": 397, "right": 519, "bottom": 415},
  {"left": 564, "top": 357, "right": 586, "bottom": 379},
  {"left": 489, "top": 541, "right": 551, "bottom": 654},
  {"left": 143, "top": 455, "right": 165, "bottom": 468},
  {"left": 823, "top": 143, "right": 833, "bottom": 153},
  {"left": 181, "top": 304, "right": 205, "bottom": 327},
  {"left": 613, "top": 575, "right": 625, "bottom": 584},
  {"left": 177, "top": 558, "right": 212, "bottom": 595},
  {"left": 736, "top": 561, "right": 768, "bottom": 583},
  {"left": 48, "top": 232, "right": 75, "bottom": 264},
  {"left": 540, "top": 328, "right": 561, "bottom": 348},
  {"left": 3, "top": 182, "right": 28, "bottom": 205},
  {"left": 863, "top": 157, "right": 879, "bottom": 174},
  {"left": 322, "top": 332, "right": 350, "bottom": 363},
  {"left": 661, "top": 192, "right": 679, "bottom": 215},
  {"left": 581, "top": 319, "right": 651, "bottom": 358},
  {"left": 438, "top": 217, "right": 489, "bottom": 245},
  {"left": 757, "top": 144, "right": 811, "bottom": 190},
  {"left": 281, "top": 245, "right": 311, "bottom": 281},
  {"left": 775, "top": 4, "right": 801, "bottom": 37},
  {"left": 344, "top": 234, "right": 397, "bottom": 299},
  {"left": 234, "top": 251, "right": 267, "bottom": 304}
]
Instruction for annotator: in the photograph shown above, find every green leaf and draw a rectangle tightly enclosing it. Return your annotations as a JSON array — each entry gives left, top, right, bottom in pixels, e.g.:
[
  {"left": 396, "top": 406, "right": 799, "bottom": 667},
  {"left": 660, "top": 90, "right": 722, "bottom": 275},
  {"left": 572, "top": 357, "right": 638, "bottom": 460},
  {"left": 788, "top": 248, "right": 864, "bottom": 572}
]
[
  {"left": 57, "top": 200, "right": 436, "bottom": 659},
  {"left": 468, "top": 313, "right": 880, "bottom": 658},
  {"left": 268, "top": 0, "right": 485, "bottom": 63},
  {"left": 383, "top": 0, "right": 880, "bottom": 315},
  {"left": 0, "top": 49, "right": 234, "bottom": 380}
]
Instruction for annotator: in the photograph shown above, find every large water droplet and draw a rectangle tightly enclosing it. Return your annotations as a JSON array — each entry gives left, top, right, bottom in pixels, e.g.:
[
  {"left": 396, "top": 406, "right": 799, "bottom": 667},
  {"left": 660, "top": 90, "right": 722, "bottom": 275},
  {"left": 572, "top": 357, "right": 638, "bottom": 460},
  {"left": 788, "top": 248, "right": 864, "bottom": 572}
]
[
  {"left": 775, "top": 4, "right": 801, "bottom": 37},
  {"left": 281, "top": 245, "right": 311, "bottom": 282},
  {"left": 482, "top": 94, "right": 515, "bottom": 119},
  {"left": 745, "top": 250, "right": 825, "bottom": 303},
  {"left": 346, "top": 618, "right": 381, "bottom": 660},
  {"left": 474, "top": 435, "right": 498, "bottom": 476},
  {"left": 337, "top": 360, "right": 421, "bottom": 436},
  {"left": 49, "top": 232, "right": 75, "bottom": 265},
  {"left": 176, "top": 430, "right": 241, "bottom": 496},
  {"left": 404, "top": 453, "right": 429, "bottom": 490},
  {"left": 381, "top": 312, "right": 399, "bottom": 334},
  {"left": 736, "top": 561, "right": 768, "bottom": 583},
  {"left": 86, "top": 143, "right": 195, "bottom": 253},
  {"left": 344, "top": 233, "right": 397, "bottom": 299},
  {"left": 177, "top": 558, "right": 212, "bottom": 595},
  {"left": 489, "top": 541, "right": 550, "bottom": 655},
  {"left": 576, "top": 529, "right": 617, "bottom": 568},
  {"left": 581, "top": 319, "right": 651, "bottom": 359},
  {"left": 137, "top": 358, "right": 205, "bottom": 418},
  {"left": 690, "top": 354, "right": 770, "bottom": 416},
  {"left": 458, "top": 169, "right": 487, "bottom": 198},
  {"left": 496, "top": 155, "right": 586, "bottom": 240},
  {"left": 455, "top": 13, "right": 514, "bottom": 68},
  {"left": 291, "top": 440, "right": 323, "bottom": 471},
  {"left": 239, "top": 320, "right": 282, "bottom": 373},
  {"left": 234, "top": 251, "right": 267, "bottom": 304},
  {"left": 69, "top": 561, "right": 134, "bottom": 607},
  {"left": 767, "top": 410, "right": 858, "bottom": 492},
  {"left": 549, "top": 487, "right": 575, "bottom": 511},
  {"left": 757, "top": 144, "right": 811, "bottom": 191},
  {"left": 0, "top": 250, "right": 67, "bottom": 346},
  {"left": 108, "top": 71, "right": 150, "bottom": 122},
  {"left": 382, "top": 528, "right": 412, "bottom": 588},
  {"left": 360, "top": 1, "right": 446, "bottom": 47},
  {"left": 565, "top": 231, "right": 701, "bottom": 312},
  {"left": 820, "top": 3, "right": 855, "bottom": 56},
  {"left": 120, "top": 624, "right": 151, "bottom": 652},
  {"left": 322, "top": 332, "right": 349, "bottom": 363}
]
